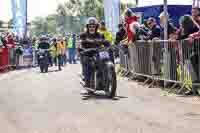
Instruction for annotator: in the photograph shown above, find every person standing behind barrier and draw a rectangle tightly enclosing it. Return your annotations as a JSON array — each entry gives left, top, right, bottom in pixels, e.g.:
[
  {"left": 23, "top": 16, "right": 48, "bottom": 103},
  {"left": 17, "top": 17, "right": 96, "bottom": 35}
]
[
  {"left": 179, "top": 15, "right": 200, "bottom": 95},
  {"left": 51, "top": 38, "right": 62, "bottom": 71},
  {"left": 147, "top": 17, "right": 161, "bottom": 40},
  {"left": 6, "top": 34, "right": 16, "bottom": 67},
  {"left": 68, "top": 33, "right": 77, "bottom": 64},
  {"left": 159, "top": 12, "right": 178, "bottom": 81},
  {"left": 62, "top": 37, "right": 68, "bottom": 65},
  {"left": 60, "top": 39, "right": 67, "bottom": 66},
  {"left": 115, "top": 24, "right": 127, "bottom": 46},
  {"left": 119, "top": 9, "right": 139, "bottom": 60},
  {"left": 178, "top": 15, "right": 199, "bottom": 40},
  {"left": 124, "top": 9, "right": 139, "bottom": 44},
  {"left": 114, "top": 24, "right": 127, "bottom": 58},
  {"left": 159, "top": 12, "right": 177, "bottom": 40},
  {"left": 99, "top": 21, "right": 114, "bottom": 45},
  {"left": 191, "top": 7, "right": 200, "bottom": 26},
  {"left": 147, "top": 17, "right": 161, "bottom": 75}
]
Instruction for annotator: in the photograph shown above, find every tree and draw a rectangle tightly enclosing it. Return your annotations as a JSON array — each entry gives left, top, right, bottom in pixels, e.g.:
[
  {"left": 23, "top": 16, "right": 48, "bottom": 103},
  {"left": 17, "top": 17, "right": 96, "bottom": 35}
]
[
  {"left": 57, "top": 0, "right": 136, "bottom": 18},
  {"left": 0, "top": 20, "right": 4, "bottom": 28},
  {"left": 120, "top": 1, "right": 136, "bottom": 15},
  {"left": 57, "top": 0, "right": 104, "bottom": 18},
  {"left": 30, "top": 0, "right": 137, "bottom": 36},
  {"left": 8, "top": 19, "right": 14, "bottom": 28}
]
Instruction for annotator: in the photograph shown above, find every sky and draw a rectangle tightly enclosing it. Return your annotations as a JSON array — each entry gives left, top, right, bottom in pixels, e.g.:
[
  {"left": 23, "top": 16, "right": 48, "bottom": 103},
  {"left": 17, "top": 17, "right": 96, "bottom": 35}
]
[
  {"left": 0, "top": 0, "right": 66, "bottom": 22},
  {"left": 0, "top": 0, "right": 193, "bottom": 22}
]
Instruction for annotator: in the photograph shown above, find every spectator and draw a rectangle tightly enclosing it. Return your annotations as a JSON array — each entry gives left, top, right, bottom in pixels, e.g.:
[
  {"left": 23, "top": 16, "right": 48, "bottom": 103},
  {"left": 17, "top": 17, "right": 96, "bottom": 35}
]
[
  {"left": 115, "top": 24, "right": 127, "bottom": 45},
  {"left": 0, "top": 36, "right": 3, "bottom": 47},
  {"left": 99, "top": 21, "right": 114, "bottom": 44},
  {"left": 146, "top": 17, "right": 162, "bottom": 75},
  {"left": 178, "top": 15, "right": 199, "bottom": 40},
  {"left": 159, "top": 12, "right": 177, "bottom": 81},
  {"left": 124, "top": 9, "right": 139, "bottom": 43},
  {"left": 6, "top": 34, "right": 16, "bottom": 48},
  {"left": 147, "top": 17, "right": 161, "bottom": 40},
  {"left": 159, "top": 12, "right": 177, "bottom": 40},
  {"left": 191, "top": 7, "right": 200, "bottom": 26},
  {"left": 129, "top": 21, "right": 149, "bottom": 41},
  {"left": 179, "top": 15, "right": 200, "bottom": 95},
  {"left": 67, "top": 33, "right": 77, "bottom": 64}
]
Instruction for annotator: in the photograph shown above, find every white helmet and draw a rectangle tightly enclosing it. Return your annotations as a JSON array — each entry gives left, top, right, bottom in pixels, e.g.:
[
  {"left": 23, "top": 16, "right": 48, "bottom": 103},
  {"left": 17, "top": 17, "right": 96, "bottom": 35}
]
[{"left": 86, "top": 17, "right": 98, "bottom": 26}]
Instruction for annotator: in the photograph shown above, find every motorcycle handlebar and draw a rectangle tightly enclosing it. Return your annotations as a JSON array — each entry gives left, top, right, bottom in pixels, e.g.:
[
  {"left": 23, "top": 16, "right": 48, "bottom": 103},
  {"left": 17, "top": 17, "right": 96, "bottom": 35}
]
[
  {"left": 79, "top": 46, "right": 113, "bottom": 56},
  {"left": 36, "top": 49, "right": 52, "bottom": 53}
]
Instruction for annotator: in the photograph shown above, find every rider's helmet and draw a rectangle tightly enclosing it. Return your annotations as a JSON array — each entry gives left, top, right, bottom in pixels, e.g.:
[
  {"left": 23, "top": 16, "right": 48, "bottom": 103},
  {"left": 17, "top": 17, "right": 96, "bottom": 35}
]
[
  {"left": 40, "top": 35, "right": 48, "bottom": 43},
  {"left": 86, "top": 17, "right": 98, "bottom": 26},
  {"left": 86, "top": 17, "right": 99, "bottom": 32}
]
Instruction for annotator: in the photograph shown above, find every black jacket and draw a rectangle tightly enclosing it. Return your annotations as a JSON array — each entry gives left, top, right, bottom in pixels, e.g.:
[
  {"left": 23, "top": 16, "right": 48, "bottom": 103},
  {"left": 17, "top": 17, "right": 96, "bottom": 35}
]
[
  {"left": 38, "top": 42, "right": 50, "bottom": 49},
  {"left": 160, "top": 23, "right": 177, "bottom": 39},
  {"left": 115, "top": 28, "right": 126, "bottom": 45},
  {"left": 149, "top": 25, "right": 161, "bottom": 39},
  {"left": 80, "top": 32, "right": 109, "bottom": 49}
]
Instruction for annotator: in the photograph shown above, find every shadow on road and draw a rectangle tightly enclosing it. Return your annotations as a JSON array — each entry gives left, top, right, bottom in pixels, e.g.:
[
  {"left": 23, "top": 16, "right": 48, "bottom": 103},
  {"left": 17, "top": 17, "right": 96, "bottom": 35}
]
[
  {"left": 82, "top": 93, "right": 128, "bottom": 101},
  {"left": 37, "top": 69, "right": 61, "bottom": 74},
  {"left": 47, "top": 69, "right": 61, "bottom": 73}
]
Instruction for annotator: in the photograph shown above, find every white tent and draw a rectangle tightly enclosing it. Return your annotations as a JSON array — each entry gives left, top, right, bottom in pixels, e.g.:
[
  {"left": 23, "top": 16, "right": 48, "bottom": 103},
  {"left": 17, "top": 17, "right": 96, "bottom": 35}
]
[{"left": 137, "top": 0, "right": 193, "bottom": 7}]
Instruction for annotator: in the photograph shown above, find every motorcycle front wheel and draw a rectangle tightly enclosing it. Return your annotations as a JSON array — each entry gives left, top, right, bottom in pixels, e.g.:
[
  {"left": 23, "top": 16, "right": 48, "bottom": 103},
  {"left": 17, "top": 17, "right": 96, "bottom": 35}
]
[
  {"left": 104, "top": 66, "right": 117, "bottom": 98},
  {"left": 40, "top": 65, "right": 44, "bottom": 73}
]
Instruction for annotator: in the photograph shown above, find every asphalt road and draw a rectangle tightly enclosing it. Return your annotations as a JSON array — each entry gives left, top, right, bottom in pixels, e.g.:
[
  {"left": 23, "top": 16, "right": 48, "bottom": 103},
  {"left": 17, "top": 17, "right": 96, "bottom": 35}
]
[{"left": 0, "top": 65, "right": 200, "bottom": 133}]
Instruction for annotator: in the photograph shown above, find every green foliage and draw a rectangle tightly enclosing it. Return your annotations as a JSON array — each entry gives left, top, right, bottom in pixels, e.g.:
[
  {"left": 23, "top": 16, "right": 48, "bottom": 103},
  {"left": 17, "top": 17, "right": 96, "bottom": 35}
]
[
  {"left": 0, "top": 20, "right": 4, "bottom": 28},
  {"left": 30, "top": 0, "right": 137, "bottom": 36}
]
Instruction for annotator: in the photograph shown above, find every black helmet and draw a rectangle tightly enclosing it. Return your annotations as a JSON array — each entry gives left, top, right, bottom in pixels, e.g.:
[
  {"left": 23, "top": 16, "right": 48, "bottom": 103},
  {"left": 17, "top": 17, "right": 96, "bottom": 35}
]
[
  {"left": 125, "top": 9, "right": 133, "bottom": 17},
  {"left": 100, "top": 20, "right": 105, "bottom": 26}
]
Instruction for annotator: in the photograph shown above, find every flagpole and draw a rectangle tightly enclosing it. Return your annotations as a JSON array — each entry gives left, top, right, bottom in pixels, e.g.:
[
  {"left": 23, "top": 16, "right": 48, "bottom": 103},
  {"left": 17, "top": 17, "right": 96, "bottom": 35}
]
[
  {"left": 163, "top": 0, "right": 169, "bottom": 87},
  {"left": 24, "top": 0, "right": 28, "bottom": 39}
]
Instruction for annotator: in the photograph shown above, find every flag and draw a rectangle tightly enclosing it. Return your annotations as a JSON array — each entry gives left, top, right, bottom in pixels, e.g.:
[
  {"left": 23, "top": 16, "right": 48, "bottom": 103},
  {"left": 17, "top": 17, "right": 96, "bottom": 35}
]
[
  {"left": 11, "top": 0, "right": 27, "bottom": 38},
  {"left": 103, "top": 0, "right": 120, "bottom": 35}
]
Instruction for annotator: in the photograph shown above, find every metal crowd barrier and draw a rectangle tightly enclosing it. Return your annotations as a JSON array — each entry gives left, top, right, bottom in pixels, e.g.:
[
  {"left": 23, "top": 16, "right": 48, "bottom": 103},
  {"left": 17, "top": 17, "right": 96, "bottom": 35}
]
[
  {"left": 0, "top": 46, "right": 35, "bottom": 72},
  {"left": 119, "top": 39, "right": 200, "bottom": 94}
]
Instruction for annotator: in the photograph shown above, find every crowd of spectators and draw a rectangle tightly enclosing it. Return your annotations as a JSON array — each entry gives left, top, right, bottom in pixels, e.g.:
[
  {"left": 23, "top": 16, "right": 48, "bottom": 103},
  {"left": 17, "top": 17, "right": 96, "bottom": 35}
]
[
  {"left": 115, "top": 7, "right": 200, "bottom": 95},
  {"left": 114, "top": 7, "right": 200, "bottom": 44}
]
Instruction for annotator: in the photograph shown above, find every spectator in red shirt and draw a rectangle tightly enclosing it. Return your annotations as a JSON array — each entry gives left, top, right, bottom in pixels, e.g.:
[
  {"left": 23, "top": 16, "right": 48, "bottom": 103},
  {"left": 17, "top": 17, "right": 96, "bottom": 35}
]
[
  {"left": 124, "top": 9, "right": 139, "bottom": 43},
  {"left": 5, "top": 34, "right": 16, "bottom": 48}
]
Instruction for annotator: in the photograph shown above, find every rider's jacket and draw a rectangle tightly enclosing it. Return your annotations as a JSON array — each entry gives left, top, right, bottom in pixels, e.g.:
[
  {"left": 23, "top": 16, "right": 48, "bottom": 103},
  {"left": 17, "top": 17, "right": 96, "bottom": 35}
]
[
  {"left": 38, "top": 42, "right": 50, "bottom": 50},
  {"left": 79, "top": 32, "right": 110, "bottom": 50}
]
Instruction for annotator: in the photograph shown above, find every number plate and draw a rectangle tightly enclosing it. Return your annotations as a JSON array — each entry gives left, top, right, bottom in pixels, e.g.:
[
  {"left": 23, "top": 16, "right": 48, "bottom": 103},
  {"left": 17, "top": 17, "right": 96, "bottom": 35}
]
[
  {"left": 99, "top": 51, "right": 110, "bottom": 59},
  {"left": 40, "top": 49, "right": 45, "bottom": 52}
]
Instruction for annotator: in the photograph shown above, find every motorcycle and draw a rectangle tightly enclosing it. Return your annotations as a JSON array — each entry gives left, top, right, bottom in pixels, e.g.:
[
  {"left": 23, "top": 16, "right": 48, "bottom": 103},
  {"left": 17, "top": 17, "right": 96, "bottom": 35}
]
[
  {"left": 37, "top": 49, "right": 50, "bottom": 73},
  {"left": 80, "top": 46, "right": 117, "bottom": 98}
]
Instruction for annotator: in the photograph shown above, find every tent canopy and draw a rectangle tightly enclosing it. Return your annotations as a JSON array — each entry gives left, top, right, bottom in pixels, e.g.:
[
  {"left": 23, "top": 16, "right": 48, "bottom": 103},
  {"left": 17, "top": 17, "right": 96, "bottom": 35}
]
[
  {"left": 130, "top": 5, "right": 192, "bottom": 26},
  {"left": 137, "top": 0, "right": 192, "bottom": 7}
]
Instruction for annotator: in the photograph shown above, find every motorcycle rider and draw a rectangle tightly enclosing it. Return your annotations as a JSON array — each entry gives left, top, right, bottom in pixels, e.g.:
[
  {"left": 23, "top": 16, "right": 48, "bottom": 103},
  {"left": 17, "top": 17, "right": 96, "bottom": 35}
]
[
  {"left": 37, "top": 35, "right": 51, "bottom": 67},
  {"left": 79, "top": 17, "right": 110, "bottom": 94},
  {"left": 38, "top": 35, "right": 50, "bottom": 50}
]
